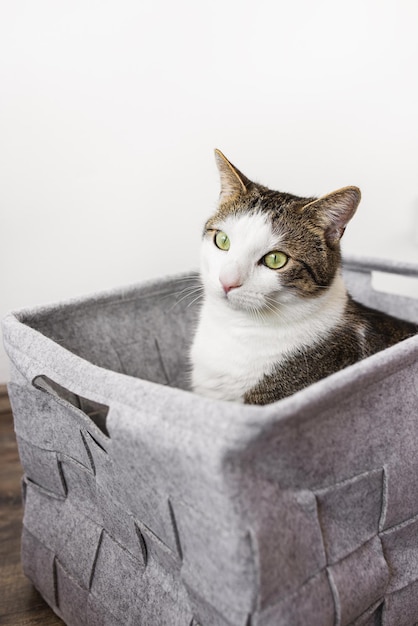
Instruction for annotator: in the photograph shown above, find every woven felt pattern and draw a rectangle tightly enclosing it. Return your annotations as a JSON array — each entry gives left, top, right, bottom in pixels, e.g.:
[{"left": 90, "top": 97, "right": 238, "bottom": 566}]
[
  {"left": 12, "top": 381, "right": 418, "bottom": 626},
  {"left": 11, "top": 380, "right": 254, "bottom": 626},
  {"left": 3, "top": 257, "right": 418, "bottom": 625}
]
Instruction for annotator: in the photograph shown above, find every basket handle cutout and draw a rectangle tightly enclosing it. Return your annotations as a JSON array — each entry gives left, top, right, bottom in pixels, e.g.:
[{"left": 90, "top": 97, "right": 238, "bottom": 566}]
[{"left": 32, "top": 375, "right": 110, "bottom": 438}]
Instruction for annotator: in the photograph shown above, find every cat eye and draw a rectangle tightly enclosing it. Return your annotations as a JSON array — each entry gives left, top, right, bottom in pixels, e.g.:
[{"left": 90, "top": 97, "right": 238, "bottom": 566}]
[
  {"left": 262, "top": 251, "right": 288, "bottom": 270},
  {"left": 214, "top": 231, "right": 230, "bottom": 251}
]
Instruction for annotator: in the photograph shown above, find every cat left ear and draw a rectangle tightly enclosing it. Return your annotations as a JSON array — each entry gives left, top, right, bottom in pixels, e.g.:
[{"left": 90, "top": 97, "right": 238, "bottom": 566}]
[
  {"left": 214, "top": 149, "right": 253, "bottom": 203},
  {"left": 303, "top": 186, "right": 361, "bottom": 248}
]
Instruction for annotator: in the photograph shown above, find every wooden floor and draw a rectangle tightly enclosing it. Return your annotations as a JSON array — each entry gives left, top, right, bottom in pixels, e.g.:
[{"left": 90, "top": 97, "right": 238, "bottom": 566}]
[{"left": 0, "top": 385, "right": 63, "bottom": 625}]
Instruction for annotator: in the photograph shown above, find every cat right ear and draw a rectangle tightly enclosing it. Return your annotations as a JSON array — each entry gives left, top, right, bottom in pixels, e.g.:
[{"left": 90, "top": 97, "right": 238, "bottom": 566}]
[{"left": 214, "top": 149, "right": 252, "bottom": 203}]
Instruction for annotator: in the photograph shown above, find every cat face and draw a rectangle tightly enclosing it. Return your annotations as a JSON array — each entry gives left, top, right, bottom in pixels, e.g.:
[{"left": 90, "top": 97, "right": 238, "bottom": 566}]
[
  {"left": 201, "top": 210, "right": 292, "bottom": 312},
  {"left": 200, "top": 150, "right": 361, "bottom": 314}
]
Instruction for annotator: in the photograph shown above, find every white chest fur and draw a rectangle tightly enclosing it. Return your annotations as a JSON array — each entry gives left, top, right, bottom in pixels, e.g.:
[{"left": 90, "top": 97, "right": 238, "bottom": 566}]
[{"left": 190, "top": 274, "right": 348, "bottom": 402}]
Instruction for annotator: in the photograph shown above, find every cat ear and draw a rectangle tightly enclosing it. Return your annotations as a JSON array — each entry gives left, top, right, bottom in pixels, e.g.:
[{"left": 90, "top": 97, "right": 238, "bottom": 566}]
[
  {"left": 214, "top": 149, "right": 252, "bottom": 203},
  {"left": 303, "top": 186, "right": 361, "bottom": 248}
]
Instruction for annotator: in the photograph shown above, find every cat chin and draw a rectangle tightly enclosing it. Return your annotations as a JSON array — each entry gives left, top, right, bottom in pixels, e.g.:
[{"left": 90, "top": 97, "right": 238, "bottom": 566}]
[
  {"left": 222, "top": 289, "right": 314, "bottom": 319},
  {"left": 226, "top": 297, "right": 259, "bottom": 313},
  {"left": 224, "top": 291, "right": 279, "bottom": 315}
]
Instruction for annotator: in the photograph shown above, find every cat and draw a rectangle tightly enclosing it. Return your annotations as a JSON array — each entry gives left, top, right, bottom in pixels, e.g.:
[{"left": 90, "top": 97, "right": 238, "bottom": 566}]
[{"left": 190, "top": 149, "right": 417, "bottom": 404}]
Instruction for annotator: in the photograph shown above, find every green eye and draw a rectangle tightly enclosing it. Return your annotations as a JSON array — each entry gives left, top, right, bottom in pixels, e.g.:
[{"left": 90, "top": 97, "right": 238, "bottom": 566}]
[
  {"left": 214, "top": 231, "right": 230, "bottom": 251},
  {"left": 263, "top": 251, "right": 288, "bottom": 269}
]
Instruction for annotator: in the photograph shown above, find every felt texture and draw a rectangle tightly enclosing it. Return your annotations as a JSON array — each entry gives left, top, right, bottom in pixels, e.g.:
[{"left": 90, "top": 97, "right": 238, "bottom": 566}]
[{"left": 2, "top": 255, "right": 418, "bottom": 626}]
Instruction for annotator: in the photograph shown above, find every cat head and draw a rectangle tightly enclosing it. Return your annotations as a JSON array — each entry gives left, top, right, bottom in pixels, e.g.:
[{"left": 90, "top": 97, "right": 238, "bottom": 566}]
[{"left": 200, "top": 149, "right": 360, "bottom": 313}]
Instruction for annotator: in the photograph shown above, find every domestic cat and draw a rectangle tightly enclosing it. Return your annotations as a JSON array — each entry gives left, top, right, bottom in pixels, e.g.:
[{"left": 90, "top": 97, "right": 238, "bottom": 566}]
[{"left": 190, "top": 150, "right": 417, "bottom": 404}]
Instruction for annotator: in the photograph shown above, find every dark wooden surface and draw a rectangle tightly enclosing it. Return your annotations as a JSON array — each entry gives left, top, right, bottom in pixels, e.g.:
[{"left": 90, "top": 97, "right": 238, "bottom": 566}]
[{"left": 0, "top": 385, "right": 63, "bottom": 625}]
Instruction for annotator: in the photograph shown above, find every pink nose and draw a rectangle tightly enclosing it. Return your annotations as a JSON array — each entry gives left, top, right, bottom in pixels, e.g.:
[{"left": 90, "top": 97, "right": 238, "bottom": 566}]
[{"left": 221, "top": 280, "right": 242, "bottom": 294}]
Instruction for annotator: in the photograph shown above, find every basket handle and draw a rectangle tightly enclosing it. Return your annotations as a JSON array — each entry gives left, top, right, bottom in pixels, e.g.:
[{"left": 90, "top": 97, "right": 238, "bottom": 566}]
[{"left": 32, "top": 374, "right": 110, "bottom": 438}]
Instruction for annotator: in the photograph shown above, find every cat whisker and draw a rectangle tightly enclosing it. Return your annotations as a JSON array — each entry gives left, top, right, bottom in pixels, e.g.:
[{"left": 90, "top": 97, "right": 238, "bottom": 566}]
[
  {"left": 248, "top": 304, "right": 263, "bottom": 324},
  {"left": 250, "top": 302, "right": 277, "bottom": 325},
  {"left": 169, "top": 284, "right": 204, "bottom": 312},
  {"left": 186, "top": 293, "right": 204, "bottom": 309},
  {"left": 160, "top": 280, "right": 200, "bottom": 302},
  {"left": 175, "top": 285, "right": 202, "bottom": 299},
  {"left": 175, "top": 275, "right": 201, "bottom": 283},
  {"left": 263, "top": 297, "right": 286, "bottom": 320}
]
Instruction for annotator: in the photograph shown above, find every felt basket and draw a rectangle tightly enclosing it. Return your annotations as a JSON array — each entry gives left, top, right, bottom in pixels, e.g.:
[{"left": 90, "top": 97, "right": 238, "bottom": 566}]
[{"left": 2, "top": 256, "right": 418, "bottom": 626}]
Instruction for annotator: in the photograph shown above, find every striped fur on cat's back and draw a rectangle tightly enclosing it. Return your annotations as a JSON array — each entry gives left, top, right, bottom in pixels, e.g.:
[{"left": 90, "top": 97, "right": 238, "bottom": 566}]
[{"left": 190, "top": 150, "right": 417, "bottom": 404}]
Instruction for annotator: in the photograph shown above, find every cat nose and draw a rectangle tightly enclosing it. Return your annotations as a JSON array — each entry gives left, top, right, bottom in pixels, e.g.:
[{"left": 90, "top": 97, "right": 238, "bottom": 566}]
[
  {"left": 219, "top": 264, "right": 242, "bottom": 294},
  {"left": 220, "top": 280, "right": 242, "bottom": 294}
]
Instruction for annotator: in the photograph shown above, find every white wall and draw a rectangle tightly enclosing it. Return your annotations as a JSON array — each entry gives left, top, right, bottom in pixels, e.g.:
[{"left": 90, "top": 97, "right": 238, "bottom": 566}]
[{"left": 1, "top": 0, "right": 418, "bottom": 382}]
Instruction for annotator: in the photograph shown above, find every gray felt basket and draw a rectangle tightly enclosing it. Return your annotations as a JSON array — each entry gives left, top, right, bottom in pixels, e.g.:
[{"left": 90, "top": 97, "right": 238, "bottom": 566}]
[{"left": 2, "top": 256, "right": 418, "bottom": 626}]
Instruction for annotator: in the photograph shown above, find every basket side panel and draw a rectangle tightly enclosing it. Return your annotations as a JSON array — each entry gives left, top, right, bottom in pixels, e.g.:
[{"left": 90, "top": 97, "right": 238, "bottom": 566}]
[{"left": 233, "top": 358, "right": 418, "bottom": 624}]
